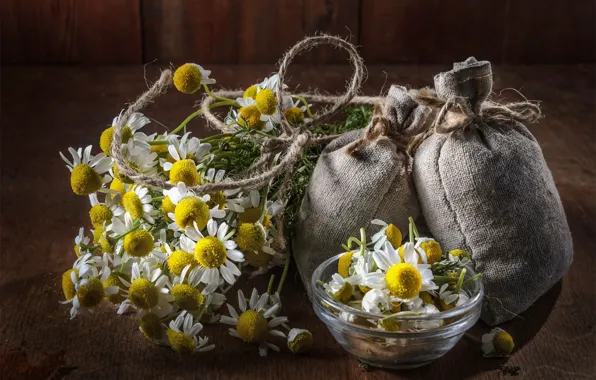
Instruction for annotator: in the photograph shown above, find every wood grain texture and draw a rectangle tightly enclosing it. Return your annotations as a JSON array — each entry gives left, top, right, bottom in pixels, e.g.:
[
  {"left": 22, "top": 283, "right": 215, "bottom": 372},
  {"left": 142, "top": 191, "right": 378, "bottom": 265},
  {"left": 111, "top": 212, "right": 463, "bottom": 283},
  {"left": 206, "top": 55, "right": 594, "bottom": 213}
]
[
  {"left": 360, "top": 0, "right": 507, "bottom": 63},
  {"left": 142, "top": 0, "right": 358, "bottom": 64},
  {"left": 503, "top": 0, "right": 596, "bottom": 63},
  {"left": 0, "top": 64, "right": 594, "bottom": 379},
  {"left": 0, "top": 0, "right": 142, "bottom": 64}
]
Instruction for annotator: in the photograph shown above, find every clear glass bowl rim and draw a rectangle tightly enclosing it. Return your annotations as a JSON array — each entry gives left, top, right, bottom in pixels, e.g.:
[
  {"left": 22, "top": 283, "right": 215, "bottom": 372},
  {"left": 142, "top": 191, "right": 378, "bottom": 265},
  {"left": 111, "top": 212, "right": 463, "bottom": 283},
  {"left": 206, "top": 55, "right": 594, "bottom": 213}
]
[{"left": 311, "top": 253, "right": 484, "bottom": 326}]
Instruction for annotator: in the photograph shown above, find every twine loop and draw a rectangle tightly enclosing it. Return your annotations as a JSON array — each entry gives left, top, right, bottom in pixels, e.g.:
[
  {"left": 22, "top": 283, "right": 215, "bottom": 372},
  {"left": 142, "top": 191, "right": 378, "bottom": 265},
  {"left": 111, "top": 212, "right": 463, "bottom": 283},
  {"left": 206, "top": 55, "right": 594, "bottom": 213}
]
[{"left": 110, "top": 34, "right": 373, "bottom": 194}]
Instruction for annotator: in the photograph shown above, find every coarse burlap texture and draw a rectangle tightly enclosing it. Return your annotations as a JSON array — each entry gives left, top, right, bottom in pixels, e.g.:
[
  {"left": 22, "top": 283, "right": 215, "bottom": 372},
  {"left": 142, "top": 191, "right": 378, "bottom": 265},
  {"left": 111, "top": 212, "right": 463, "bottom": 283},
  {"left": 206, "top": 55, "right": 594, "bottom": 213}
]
[
  {"left": 413, "top": 57, "right": 573, "bottom": 325},
  {"left": 294, "top": 85, "right": 434, "bottom": 295}
]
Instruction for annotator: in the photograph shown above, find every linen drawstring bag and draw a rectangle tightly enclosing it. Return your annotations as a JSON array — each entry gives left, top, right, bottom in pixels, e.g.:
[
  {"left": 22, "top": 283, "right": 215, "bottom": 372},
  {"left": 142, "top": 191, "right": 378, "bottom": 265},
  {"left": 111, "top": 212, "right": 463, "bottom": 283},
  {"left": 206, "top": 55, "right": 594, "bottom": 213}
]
[
  {"left": 294, "top": 85, "right": 435, "bottom": 294},
  {"left": 410, "top": 57, "right": 573, "bottom": 325}
]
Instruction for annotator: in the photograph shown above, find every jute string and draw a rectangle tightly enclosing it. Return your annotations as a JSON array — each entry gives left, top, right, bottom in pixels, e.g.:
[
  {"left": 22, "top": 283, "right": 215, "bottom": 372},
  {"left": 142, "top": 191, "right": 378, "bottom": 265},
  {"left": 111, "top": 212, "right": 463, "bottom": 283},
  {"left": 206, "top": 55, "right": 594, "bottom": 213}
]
[
  {"left": 110, "top": 34, "right": 381, "bottom": 193},
  {"left": 407, "top": 87, "right": 543, "bottom": 153}
]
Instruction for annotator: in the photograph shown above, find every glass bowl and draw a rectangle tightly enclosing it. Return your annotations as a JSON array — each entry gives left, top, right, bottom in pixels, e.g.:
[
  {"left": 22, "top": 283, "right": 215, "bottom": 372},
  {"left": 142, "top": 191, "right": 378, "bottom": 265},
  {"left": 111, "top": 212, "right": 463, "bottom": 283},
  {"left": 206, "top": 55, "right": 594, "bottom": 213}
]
[{"left": 311, "top": 254, "right": 483, "bottom": 369}]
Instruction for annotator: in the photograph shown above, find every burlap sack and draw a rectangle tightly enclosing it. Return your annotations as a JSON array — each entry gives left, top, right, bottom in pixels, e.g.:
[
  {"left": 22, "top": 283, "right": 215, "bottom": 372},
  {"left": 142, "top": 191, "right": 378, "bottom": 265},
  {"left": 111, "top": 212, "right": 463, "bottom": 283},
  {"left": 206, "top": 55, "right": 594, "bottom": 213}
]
[
  {"left": 294, "top": 85, "right": 434, "bottom": 295},
  {"left": 412, "top": 57, "right": 573, "bottom": 325}
]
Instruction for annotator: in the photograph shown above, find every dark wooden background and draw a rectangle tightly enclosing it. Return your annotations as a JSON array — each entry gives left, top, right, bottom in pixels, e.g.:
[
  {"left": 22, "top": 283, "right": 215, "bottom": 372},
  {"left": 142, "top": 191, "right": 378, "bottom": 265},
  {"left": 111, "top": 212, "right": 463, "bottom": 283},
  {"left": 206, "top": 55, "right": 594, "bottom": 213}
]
[{"left": 1, "top": 0, "right": 595, "bottom": 65}]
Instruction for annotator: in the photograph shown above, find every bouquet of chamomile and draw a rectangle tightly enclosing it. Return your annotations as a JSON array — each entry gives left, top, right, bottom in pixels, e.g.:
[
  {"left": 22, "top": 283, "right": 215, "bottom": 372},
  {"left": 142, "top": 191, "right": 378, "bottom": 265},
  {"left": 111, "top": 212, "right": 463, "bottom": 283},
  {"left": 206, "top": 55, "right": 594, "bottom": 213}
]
[
  {"left": 318, "top": 217, "right": 482, "bottom": 332},
  {"left": 56, "top": 63, "right": 357, "bottom": 356}
]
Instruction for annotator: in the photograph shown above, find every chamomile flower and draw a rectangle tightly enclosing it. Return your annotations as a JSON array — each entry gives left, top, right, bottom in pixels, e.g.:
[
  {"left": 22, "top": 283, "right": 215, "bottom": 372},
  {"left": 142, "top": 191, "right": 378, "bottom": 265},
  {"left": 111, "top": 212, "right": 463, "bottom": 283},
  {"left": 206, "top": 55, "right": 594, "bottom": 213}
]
[
  {"left": 162, "top": 145, "right": 202, "bottom": 187},
  {"left": 109, "top": 214, "right": 154, "bottom": 258},
  {"left": 220, "top": 289, "right": 287, "bottom": 356},
  {"left": 167, "top": 311, "right": 215, "bottom": 354},
  {"left": 117, "top": 139, "right": 159, "bottom": 177},
  {"left": 120, "top": 185, "right": 156, "bottom": 223},
  {"left": 100, "top": 112, "right": 152, "bottom": 156},
  {"left": 118, "top": 262, "right": 174, "bottom": 317},
  {"left": 73, "top": 227, "right": 91, "bottom": 257},
  {"left": 173, "top": 63, "right": 215, "bottom": 94},
  {"left": 185, "top": 219, "right": 244, "bottom": 287},
  {"left": 235, "top": 222, "right": 266, "bottom": 253},
  {"left": 437, "top": 283, "right": 459, "bottom": 310},
  {"left": 59, "top": 146, "right": 112, "bottom": 195},
  {"left": 324, "top": 273, "right": 361, "bottom": 303},
  {"left": 361, "top": 288, "right": 392, "bottom": 314},
  {"left": 89, "top": 193, "right": 123, "bottom": 228},
  {"left": 166, "top": 182, "right": 223, "bottom": 232},
  {"left": 287, "top": 328, "right": 313, "bottom": 354},
  {"left": 448, "top": 249, "right": 471, "bottom": 265},
  {"left": 166, "top": 132, "right": 212, "bottom": 165},
  {"left": 371, "top": 219, "right": 403, "bottom": 250},
  {"left": 482, "top": 328, "right": 515, "bottom": 357},
  {"left": 170, "top": 264, "right": 226, "bottom": 311},
  {"left": 415, "top": 237, "right": 443, "bottom": 265},
  {"left": 61, "top": 257, "right": 118, "bottom": 319},
  {"left": 363, "top": 242, "right": 437, "bottom": 300},
  {"left": 164, "top": 237, "right": 198, "bottom": 276}
]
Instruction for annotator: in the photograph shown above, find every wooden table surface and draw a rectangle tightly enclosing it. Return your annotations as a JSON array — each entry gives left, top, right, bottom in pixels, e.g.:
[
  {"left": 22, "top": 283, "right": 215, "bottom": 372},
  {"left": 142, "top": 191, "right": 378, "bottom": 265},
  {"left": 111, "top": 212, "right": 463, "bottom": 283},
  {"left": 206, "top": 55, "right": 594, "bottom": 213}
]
[{"left": 1, "top": 64, "right": 594, "bottom": 380}]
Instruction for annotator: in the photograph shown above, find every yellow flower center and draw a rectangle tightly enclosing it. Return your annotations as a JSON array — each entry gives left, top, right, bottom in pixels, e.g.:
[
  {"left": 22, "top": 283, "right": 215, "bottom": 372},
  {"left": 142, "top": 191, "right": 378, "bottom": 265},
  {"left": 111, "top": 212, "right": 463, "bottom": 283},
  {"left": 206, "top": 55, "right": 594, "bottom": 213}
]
[
  {"left": 169, "top": 159, "right": 201, "bottom": 187},
  {"left": 122, "top": 191, "right": 144, "bottom": 219},
  {"left": 77, "top": 277, "right": 105, "bottom": 308},
  {"left": 99, "top": 235, "right": 114, "bottom": 254},
  {"left": 194, "top": 236, "right": 226, "bottom": 268},
  {"left": 419, "top": 291, "right": 435, "bottom": 305},
  {"left": 419, "top": 240, "right": 442, "bottom": 264},
  {"left": 238, "top": 207, "right": 261, "bottom": 224},
  {"left": 174, "top": 197, "right": 210, "bottom": 230},
  {"left": 244, "top": 249, "right": 273, "bottom": 268},
  {"left": 237, "top": 105, "right": 265, "bottom": 130},
  {"left": 172, "top": 284, "right": 204, "bottom": 311},
  {"left": 236, "top": 310, "right": 269, "bottom": 343},
  {"left": 493, "top": 331, "right": 515, "bottom": 355},
  {"left": 334, "top": 282, "right": 353, "bottom": 303},
  {"left": 109, "top": 177, "right": 126, "bottom": 202},
  {"left": 173, "top": 63, "right": 202, "bottom": 94},
  {"left": 140, "top": 313, "right": 163, "bottom": 342},
  {"left": 255, "top": 89, "right": 277, "bottom": 115},
  {"left": 243, "top": 84, "right": 258, "bottom": 99},
  {"left": 99, "top": 126, "right": 132, "bottom": 156},
  {"left": 162, "top": 196, "right": 176, "bottom": 221},
  {"left": 70, "top": 164, "right": 102, "bottom": 195},
  {"left": 129, "top": 278, "right": 159, "bottom": 309},
  {"left": 338, "top": 251, "right": 354, "bottom": 278},
  {"left": 102, "top": 272, "right": 128, "bottom": 303},
  {"left": 151, "top": 143, "right": 169, "bottom": 154},
  {"left": 123, "top": 230, "right": 154, "bottom": 257},
  {"left": 288, "top": 331, "right": 314, "bottom": 354},
  {"left": 386, "top": 263, "right": 422, "bottom": 299},
  {"left": 168, "top": 250, "right": 198, "bottom": 276},
  {"left": 207, "top": 191, "right": 226, "bottom": 210},
  {"left": 284, "top": 107, "right": 305, "bottom": 124},
  {"left": 386, "top": 224, "right": 403, "bottom": 248},
  {"left": 236, "top": 223, "right": 265, "bottom": 253},
  {"left": 89, "top": 204, "right": 112, "bottom": 228},
  {"left": 449, "top": 249, "right": 470, "bottom": 260},
  {"left": 61, "top": 268, "right": 78, "bottom": 300},
  {"left": 167, "top": 329, "right": 196, "bottom": 354}
]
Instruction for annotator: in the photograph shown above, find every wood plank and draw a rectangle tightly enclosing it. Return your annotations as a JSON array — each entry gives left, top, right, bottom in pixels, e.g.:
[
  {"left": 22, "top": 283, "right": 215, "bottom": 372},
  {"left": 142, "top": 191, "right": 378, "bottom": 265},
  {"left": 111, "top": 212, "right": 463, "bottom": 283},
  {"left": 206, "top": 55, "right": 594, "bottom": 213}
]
[
  {"left": 503, "top": 0, "right": 596, "bottom": 63},
  {"left": 142, "top": 0, "right": 359, "bottom": 64},
  {"left": 360, "top": 0, "right": 507, "bottom": 64},
  {"left": 0, "top": 0, "right": 142, "bottom": 64}
]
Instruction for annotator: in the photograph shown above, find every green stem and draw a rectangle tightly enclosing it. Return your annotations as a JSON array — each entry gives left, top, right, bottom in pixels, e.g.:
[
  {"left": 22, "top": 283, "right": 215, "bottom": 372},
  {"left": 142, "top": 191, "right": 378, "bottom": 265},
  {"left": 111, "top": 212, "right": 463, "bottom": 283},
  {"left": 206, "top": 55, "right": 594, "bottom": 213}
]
[
  {"left": 346, "top": 237, "right": 362, "bottom": 250},
  {"left": 152, "top": 196, "right": 164, "bottom": 201},
  {"left": 464, "top": 332, "right": 481, "bottom": 344},
  {"left": 204, "top": 84, "right": 239, "bottom": 105},
  {"left": 461, "top": 273, "right": 482, "bottom": 288},
  {"left": 455, "top": 268, "right": 467, "bottom": 294},
  {"left": 281, "top": 322, "right": 292, "bottom": 332},
  {"left": 276, "top": 256, "right": 291, "bottom": 294},
  {"left": 359, "top": 228, "right": 366, "bottom": 256},
  {"left": 409, "top": 221, "right": 414, "bottom": 244},
  {"left": 267, "top": 275, "right": 276, "bottom": 295},
  {"left": 408, "top": 216, "right": 420, "bottom": 238},
  {"left": 291, "top": 95, "right": 315, "bottom": 118}
]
